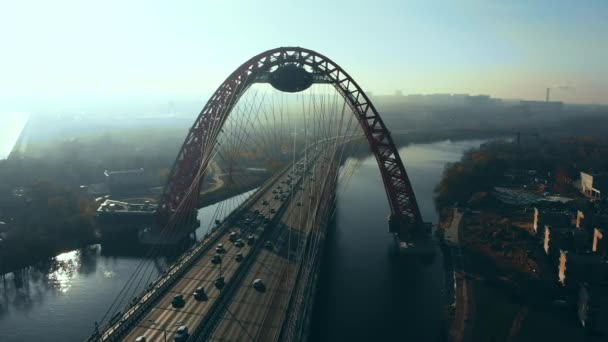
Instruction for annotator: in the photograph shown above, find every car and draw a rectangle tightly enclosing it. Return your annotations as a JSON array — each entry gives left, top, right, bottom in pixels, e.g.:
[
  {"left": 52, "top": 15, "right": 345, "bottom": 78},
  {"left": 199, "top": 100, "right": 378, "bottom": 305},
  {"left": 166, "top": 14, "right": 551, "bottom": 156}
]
[
  {"left": 193, "top": 286, "right": 207, "bottom": 301},
  {"left": 254, "top": 209, "right": 260, "bottom": 214},
  {"left": 296, "top": 202, "right": 302, "bottom": 206},
  {"left": 274, "top": 195, "right": 279, "bottom": 200},
  {"left": 272, "top": 190, "right": 277, "bottom": 194},
  {"left": 214, "top": 219, "right": 221, "bottom": 225},
  {"left": 135, "top": 336, "right": 146, "bottom": 342},
  {"left": 252, "top": 278, "right": 266, "bottom": 292},
  {"left": 214, "top": 277, "right": 225, "bottom": 289},
  {"left": 229, "top": 232, "right": 238, "bottom": 242},
  {"left": 247, "top": 235, "right": 255, "bottom": 245},
  {"left": 235, "top": 253, "right": 244, "bottom": 262},
  {"left": 174, "top": 325, "right": 190, "bottom": 342},
  {"left": 171, "top": 294, "right": 185, "bottom": 308},
  {"left": 216, "top": 244, "right": 226, "bottom": 254},
  {"left": 234, "top": 239, "right": 244, "bottom": 248},
  {"left": 270, "top": 208, "right": 276, "bottom": 214},
  {"left": 264, "top": 241, "right": 273, "bottom": 250},
  {"left": 262, "top": 200, "right": 269, "bottom": 205},
  {"left": 211, "top": 255, "right": 222, "bottom": 265}
]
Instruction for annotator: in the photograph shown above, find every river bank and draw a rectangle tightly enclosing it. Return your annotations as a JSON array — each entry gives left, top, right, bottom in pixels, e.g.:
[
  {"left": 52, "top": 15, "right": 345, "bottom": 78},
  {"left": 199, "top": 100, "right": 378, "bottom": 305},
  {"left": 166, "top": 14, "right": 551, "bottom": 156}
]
[
  {"left": 432, "top": 137, "right": 601, "bottom": 341},
  {"left": 310, "top": 139, "right": 488, "bottom": 342},
  {"left": 1, "top": 138, "right": 489, "bottom": 341},
  {"left": 436, "top": 207, "right": 585, "bottom": 341}
]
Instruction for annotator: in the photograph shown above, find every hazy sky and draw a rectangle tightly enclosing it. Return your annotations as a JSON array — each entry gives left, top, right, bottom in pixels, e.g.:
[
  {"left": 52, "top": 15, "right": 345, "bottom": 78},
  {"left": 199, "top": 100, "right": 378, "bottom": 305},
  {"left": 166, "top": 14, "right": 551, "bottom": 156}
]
[{"left": 1, "top": 0, "right": 607, "bottom": 106}]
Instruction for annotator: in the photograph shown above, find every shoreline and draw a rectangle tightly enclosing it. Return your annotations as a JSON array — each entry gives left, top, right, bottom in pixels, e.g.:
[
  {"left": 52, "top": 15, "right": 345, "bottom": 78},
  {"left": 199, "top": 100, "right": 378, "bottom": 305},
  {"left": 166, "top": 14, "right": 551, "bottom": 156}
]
[
  {"left": 0, "top": 131, "right": 500, "bottom": 279},
  {"left": 437, "top": 207, "right": 473, "bottom": 342}
]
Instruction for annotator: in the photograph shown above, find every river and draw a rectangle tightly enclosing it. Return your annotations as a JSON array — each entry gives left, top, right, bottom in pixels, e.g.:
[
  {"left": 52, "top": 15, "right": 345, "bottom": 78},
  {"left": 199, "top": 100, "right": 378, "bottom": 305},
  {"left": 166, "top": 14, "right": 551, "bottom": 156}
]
[
  {"left": 309, "top": 139, "right": 486, "bottom": 341},
  {"left": 0, "top": 139, "right": 485, "bottom": 342}
]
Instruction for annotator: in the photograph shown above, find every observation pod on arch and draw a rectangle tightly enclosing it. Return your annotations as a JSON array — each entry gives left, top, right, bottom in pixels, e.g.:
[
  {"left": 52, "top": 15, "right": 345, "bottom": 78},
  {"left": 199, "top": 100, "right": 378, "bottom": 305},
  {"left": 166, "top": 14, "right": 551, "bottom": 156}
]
[{"left": 157, "top": 46, "right": 432, "bottom": 255}]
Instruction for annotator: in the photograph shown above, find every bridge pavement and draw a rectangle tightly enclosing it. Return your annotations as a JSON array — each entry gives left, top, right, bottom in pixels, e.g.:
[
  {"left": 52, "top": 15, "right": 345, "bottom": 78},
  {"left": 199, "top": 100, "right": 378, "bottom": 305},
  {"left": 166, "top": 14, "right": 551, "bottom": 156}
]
[
  {"left": 110, "top": 149, "right": 327, "bottom": 342},
  {"left": 207, "top": 153, "right": 334, "bottom": 341}
]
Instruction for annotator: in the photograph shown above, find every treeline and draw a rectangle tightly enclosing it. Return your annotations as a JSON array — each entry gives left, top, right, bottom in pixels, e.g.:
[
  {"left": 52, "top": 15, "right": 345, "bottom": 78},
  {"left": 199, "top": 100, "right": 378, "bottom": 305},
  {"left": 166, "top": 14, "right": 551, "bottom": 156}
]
[
  {"left": 434, "top": 136, "right": 608, "bottom": 208},
  {"left": 0, "top": 181, "right": 96, "bottom": 272}
]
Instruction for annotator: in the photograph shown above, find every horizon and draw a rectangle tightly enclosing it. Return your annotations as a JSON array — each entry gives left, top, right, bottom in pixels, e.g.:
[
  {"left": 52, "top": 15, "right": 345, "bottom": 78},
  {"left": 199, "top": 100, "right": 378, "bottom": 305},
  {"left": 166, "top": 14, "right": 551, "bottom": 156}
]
[{"left": 1, "top": 0, "right": 607, "bottom": 110}]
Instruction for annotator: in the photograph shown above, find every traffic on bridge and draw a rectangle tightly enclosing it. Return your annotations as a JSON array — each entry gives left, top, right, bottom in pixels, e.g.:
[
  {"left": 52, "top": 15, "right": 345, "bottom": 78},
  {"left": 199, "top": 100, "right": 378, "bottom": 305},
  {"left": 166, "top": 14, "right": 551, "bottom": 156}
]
[{"left": 90, "top": 47, "right": 429, "bottom": 342}]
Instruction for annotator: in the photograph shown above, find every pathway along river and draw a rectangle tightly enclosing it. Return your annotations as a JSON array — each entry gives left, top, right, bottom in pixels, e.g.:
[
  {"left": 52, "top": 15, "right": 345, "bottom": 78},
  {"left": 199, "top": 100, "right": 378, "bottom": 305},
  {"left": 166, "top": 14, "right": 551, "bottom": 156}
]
[{"left": 0, "top": 139, "right": 485, "bottom": 342}]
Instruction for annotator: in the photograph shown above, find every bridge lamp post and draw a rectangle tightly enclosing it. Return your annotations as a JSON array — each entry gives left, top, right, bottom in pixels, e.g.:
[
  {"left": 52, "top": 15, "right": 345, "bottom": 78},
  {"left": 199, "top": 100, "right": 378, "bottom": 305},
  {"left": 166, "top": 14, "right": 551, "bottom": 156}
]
[{"left": 147, "top": 319, "right": 183, "bottom": 342}]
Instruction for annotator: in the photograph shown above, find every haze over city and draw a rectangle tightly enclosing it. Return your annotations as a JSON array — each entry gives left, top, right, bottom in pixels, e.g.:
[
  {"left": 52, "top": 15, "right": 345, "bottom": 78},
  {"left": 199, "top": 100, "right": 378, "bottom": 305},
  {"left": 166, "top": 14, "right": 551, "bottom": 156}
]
[
  {"left": 1, "top": 1, "right": 608, "bottom": 342},
  {"left": 1, "top": 0, "right": 607, "bottom": 109}
]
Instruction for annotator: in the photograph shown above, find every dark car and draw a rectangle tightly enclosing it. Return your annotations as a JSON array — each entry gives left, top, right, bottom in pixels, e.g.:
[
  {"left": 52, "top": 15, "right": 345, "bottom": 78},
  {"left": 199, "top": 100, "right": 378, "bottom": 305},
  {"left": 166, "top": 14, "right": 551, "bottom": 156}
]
[
  {"left": 252, "top": 278, "right": 266, "bottom": 292},
  {"left": 211, "top": 255, "right": 222, "bottom": 265},
  {"left": 215, "top": 277, "right": 225, "bottom": 289},
  {"left": 247, "top": 235, "right": 255, "bottom": 245},
  {"left": 229, "top": 232, "right": 238, "bottom": 242},
  {"left": 216, "top": 243, "right": 226, "bottom": 254},
  {"left": 264, "top": 241, "right": 273, "bottom": 250},
  {"left": 171, "top": 294, "right": 185, "bottom": 308},
  {"left": 193, "top": 286, "right": 207, "bottom": 301},
  {"left": 174, "top": 325, "right": 189, "bottom": 342},
  {"left": 235, "top": 253, "right": 244, "bottom": 262},
  {"left": 234, "top": 239, "right": 244, "bottom": 248}
]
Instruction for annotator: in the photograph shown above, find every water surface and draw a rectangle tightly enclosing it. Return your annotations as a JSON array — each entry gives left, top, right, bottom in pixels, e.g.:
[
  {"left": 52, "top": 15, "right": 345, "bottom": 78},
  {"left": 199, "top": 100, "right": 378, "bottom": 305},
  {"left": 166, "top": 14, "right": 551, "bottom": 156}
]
[{"left": 0, "top": 140, "right": 485, "bottom": 341}]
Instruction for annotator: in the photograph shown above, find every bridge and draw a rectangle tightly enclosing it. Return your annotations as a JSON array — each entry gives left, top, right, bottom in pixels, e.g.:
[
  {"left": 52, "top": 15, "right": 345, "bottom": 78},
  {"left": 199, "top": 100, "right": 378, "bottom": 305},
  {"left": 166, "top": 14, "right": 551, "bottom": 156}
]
[{"left": 90, "top": 47, "right": 429, "bottom": 342}]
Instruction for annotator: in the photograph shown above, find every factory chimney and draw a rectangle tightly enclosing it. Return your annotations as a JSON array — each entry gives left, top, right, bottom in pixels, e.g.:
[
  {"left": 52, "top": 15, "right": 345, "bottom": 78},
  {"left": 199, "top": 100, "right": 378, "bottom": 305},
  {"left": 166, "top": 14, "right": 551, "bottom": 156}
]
[{"left": 546, "top": 87, "right": 550, "bottom": 102}]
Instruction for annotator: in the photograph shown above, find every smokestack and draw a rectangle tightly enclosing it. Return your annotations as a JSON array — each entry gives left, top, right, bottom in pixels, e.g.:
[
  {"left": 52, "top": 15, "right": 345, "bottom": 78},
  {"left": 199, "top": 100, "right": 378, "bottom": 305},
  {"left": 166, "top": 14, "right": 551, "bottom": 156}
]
[{"left": 546, "top": 87, "right": 550, "bottom": 102}]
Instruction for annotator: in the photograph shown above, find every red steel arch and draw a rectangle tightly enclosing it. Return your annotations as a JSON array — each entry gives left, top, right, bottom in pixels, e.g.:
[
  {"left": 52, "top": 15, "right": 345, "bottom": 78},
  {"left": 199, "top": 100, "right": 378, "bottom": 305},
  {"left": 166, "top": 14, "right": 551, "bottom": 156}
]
[{"left": 158, "top": 47, "right": 424, "bottom": 240}]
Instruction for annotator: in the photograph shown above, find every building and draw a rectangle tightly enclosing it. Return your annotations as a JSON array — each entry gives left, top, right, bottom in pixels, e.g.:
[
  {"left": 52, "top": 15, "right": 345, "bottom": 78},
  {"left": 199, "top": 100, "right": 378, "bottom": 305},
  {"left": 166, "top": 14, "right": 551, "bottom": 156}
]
[
  {"left": 104, "top": 168, "right": 149, "bottom": 195},
  {"left": 593, "top": 228, "right": 608, "bottom": 257},
  {"left": 558, "top": 251, "right": 604, "bottom": 288},
  {"left": 580, "top": 172, "right": 608, "bottom": 200},
  {"left": 519, "top": 100, "right": 563, "bottom": 113},
  {"left": 534, "top": 207, "right": 571, "bottom": 237},
  {"left": 576, "top": 210, "right": 585, "bottom": 229},
  {"left": 465, "top": 94, "right": 491, "bottom": 106},
  {"left": 96, "top": 199, "right": 157, "bottom": 242},
  {"left": 544, "top": 225, "right": 574, "bottom": 257},
  {"left": 579, "top": 282, "right": 608, "bottom": 339}
]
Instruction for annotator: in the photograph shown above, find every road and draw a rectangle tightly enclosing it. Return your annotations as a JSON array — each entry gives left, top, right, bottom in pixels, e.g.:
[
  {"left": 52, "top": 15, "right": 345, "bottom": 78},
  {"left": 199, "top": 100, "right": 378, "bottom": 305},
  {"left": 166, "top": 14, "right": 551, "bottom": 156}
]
[
  {"left": 103, "top": 148, "right": 328, "bottom": 342},
  {"left": 206, "top": 152, "right": 333, "bottom": 341}
]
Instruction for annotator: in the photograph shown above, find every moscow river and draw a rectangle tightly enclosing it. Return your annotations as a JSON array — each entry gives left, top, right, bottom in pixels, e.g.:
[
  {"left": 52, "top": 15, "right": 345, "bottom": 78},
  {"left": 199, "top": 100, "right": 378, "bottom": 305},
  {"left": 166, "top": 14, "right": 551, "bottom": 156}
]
[{"left": 0, "top": 139, "right": 485, "bottom": 341}]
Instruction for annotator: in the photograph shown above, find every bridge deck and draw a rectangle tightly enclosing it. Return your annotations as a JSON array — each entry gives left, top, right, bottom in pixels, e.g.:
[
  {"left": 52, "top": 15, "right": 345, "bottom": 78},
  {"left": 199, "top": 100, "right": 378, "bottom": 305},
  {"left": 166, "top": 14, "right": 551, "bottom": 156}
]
[
  {"left": 123, "top": 227, "right": 256, "bottom": 341},
  {"left": 208, "top": 155, "right": 330, "bottom": 341},
  {"left": 114, "top": 151, "right": 328, "bottom": 341},
  {"left": 120, "top": 176, "right": 292, "bottom": 340}
]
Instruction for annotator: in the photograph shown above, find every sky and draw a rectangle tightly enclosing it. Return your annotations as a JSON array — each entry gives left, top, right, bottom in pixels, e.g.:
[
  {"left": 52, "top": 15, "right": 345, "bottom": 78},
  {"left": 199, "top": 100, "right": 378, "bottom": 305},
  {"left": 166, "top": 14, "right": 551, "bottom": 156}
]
[{"left": 0, "top": 0, "right": 607, "bottom": 108}]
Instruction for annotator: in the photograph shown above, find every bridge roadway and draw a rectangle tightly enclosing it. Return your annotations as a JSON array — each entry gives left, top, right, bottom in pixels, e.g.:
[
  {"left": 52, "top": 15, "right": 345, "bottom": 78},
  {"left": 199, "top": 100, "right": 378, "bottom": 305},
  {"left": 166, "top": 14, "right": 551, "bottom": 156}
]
[
  {"left": 109, "top": 149, "right": 330, "bottom": 342},
  {"left": 205, "top": 152, "right": 334, "bottom": 341}
]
